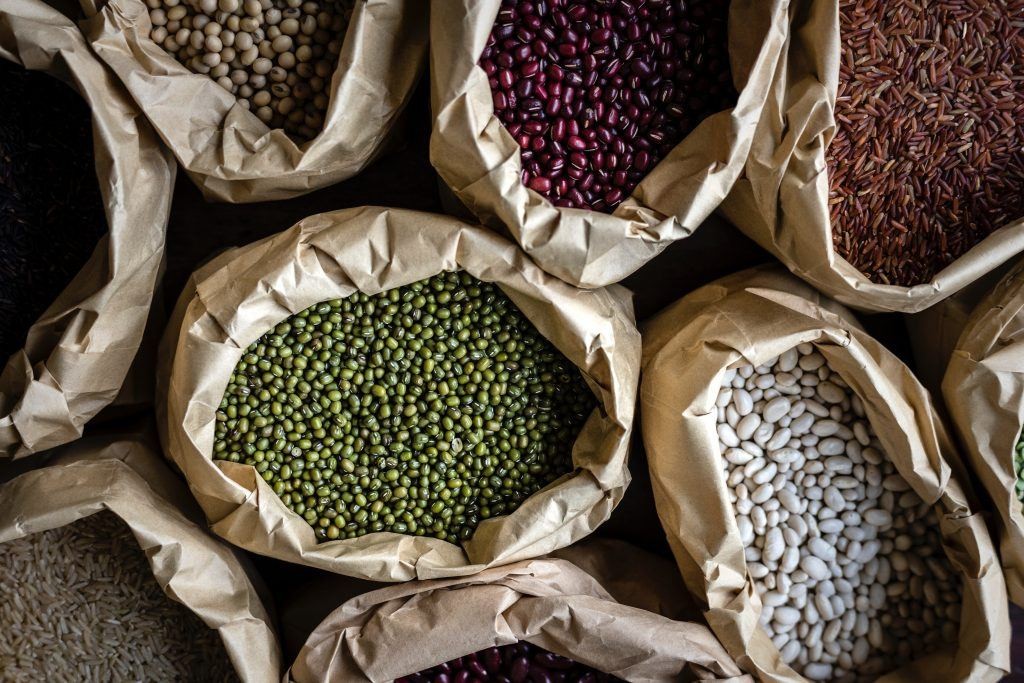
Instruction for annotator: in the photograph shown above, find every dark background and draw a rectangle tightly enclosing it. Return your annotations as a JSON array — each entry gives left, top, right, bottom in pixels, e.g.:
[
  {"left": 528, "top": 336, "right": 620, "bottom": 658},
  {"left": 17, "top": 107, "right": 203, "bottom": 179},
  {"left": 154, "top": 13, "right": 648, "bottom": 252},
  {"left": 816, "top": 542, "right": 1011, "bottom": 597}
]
[{"left": 147, "top": 80, "right": 1023, "bottom": 677}]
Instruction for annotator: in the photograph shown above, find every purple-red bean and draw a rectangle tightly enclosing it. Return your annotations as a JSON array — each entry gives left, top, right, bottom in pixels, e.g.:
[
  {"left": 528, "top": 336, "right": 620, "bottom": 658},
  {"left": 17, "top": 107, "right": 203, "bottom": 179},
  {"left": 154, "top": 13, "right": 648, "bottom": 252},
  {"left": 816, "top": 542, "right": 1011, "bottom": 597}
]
[
  {"left": 480, "top": 0, "right": 736, "bottom": 213},
  {"left": 396, "top": 642, "right": 623, "bottom": 683}
]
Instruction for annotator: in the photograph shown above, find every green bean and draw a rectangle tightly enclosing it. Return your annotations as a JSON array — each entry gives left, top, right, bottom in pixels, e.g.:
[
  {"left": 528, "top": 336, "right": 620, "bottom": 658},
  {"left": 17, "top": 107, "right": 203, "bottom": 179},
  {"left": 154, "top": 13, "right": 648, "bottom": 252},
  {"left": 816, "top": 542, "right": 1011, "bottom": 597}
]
[{"left": 213, "top": 271, "right": 594, "bottom": 543}]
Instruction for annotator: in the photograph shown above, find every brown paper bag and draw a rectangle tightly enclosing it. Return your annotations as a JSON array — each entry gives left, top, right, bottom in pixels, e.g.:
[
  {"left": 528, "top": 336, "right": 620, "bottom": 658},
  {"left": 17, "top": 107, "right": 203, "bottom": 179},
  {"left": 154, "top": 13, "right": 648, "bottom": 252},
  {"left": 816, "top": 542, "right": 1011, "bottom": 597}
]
[
  {"left": 429, "top": 0, "right": 790, "bottom": 288},
  {"left": 0, "top": 0, "right": 175, "bottom": 460},
  {"left": 905, "top": 264, "right": 1014, "bottom": 399},
  {"left": 0, "top": 436, "right": 281, "bottom": 683},
  {"left": 158, "top": 206, "right": 639, "bottom": 581},
  {"left": 274, "top": 538, "right": 698, "bottom": 667},
  {"left": 719, "top": 0, "right": 1024, "bottom": 314},
  {"left": 640, "top": 265, "right": 1009, "bottom": 682},
  {"left": 942, "top": 259, "right": 1024, "bottom": 606},
  {"left": 286, "top": 555, "right": 752, "bottom": 682},
  {"left": 79, "top": 0, "right": 426, "bottom": 203}
]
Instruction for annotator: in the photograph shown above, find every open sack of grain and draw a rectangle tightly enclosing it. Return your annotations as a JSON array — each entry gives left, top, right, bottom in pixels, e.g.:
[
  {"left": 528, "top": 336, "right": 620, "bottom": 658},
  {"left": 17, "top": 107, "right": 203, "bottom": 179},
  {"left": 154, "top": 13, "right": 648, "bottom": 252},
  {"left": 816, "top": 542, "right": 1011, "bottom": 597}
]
[
  {"left": 942, "top": 259, "right": 1024, "bottom": 607},
  {"left": 429, "top": 0, "right": 789, "bottom": 288},
  {"left": 0, "top": 0, "right": 175, "bottom": 459},
  {"left": 720, "top": 0, "right": 1024, "bottom": 313},
  {"left": 286, "top": 540, "right": 750, "bottom": 683},
  {"left": 0, "top": 435, "right": 280, "bottom": 682},
  {"left": 79, "top": 0, "right": 426, "bottom": 201},
  {"left": 158, "top": 206, "right": 639, "bottom": 581},
  {"left": 640, "top": 266, "right": 1010, "bottom": 682}
]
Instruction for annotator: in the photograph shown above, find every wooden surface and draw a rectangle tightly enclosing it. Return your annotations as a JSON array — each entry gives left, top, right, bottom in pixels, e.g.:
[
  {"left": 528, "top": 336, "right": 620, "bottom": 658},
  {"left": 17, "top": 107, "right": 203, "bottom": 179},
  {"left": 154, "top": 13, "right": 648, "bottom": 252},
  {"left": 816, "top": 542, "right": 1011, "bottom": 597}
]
[{"left": 154, "top": 83, "right": 1023, "bottom": 675}]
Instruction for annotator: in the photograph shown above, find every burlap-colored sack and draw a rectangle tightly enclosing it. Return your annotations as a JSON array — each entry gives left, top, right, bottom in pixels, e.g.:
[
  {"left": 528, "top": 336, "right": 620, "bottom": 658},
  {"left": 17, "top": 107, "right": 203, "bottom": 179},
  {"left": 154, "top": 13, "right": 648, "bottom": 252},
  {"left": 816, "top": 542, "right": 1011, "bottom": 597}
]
[
  {"left": 719, "top": 0, "right": 1024, "bottom": 313},
  {"left": 0, "top": 1, "right": 175, "bottom": 459},
  {"left": 80, "top": 0, "right": 426, "bottom": 202},
  {"left": 158, "top": 206, "right": 638, "bottom": 581},
  {"left": 906, "top": 265, "right": 1013, "bottom": 398},
  {"left": 942, "top": 259, "right": 1024, "bottom": 606},
  {"left": 0, "top": 436, "right": 281, "bottom": 682},
  {"left": 286, "top": 554, "right": 751, "bottom": 682},
  {"left": 429, "top": 0, "right": 789, "bottom": 288},
  {"left": 640, "top": 266, "right": 1009, "bottom": 682}
]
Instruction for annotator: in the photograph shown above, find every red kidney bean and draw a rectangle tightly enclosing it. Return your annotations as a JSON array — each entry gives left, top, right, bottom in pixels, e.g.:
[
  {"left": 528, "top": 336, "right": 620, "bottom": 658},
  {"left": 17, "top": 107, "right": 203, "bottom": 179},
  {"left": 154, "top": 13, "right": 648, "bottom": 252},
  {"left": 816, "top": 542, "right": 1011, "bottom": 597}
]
[
  {"left": 396, "top": 642, "right": 622, "bottom": 683},
  {"left": 480, "top": 0, "right": 736, "bottom": 211}
]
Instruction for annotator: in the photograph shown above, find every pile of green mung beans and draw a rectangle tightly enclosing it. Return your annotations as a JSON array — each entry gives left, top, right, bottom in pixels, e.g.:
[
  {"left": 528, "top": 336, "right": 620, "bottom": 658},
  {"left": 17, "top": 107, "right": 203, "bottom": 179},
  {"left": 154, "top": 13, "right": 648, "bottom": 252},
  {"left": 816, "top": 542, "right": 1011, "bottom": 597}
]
[{"left": 213, "top": 271, "right": 595, "bottom": 543}]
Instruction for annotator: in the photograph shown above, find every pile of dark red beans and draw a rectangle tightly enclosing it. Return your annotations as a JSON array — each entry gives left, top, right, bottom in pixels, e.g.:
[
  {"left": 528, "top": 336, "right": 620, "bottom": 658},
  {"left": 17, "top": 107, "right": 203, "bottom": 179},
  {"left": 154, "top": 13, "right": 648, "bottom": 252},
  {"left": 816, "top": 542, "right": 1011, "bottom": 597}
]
[
  {"left": 396, "top": 641, "right": 624, "bottom": 683},
  {"left": 480, "top": 0, "right": 736, "bottom": 213}
]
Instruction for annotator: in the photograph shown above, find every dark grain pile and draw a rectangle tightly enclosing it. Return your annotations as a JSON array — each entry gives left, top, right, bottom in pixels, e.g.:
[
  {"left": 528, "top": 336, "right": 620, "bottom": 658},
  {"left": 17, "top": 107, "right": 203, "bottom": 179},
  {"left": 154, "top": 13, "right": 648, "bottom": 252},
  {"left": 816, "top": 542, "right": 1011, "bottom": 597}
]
[
  {"left": 0, "top": 61, "right": 107, "bottom": 361},
  {"left": 828, "top": 0, "right": 1024, "bottom": 287}
]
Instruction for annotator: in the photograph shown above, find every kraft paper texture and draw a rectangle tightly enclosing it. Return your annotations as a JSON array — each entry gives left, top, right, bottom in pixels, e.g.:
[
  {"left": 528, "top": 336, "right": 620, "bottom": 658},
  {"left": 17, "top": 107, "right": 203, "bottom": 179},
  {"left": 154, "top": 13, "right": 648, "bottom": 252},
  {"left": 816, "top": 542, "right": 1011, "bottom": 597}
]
[
  {"left": 719, "top": 0, "right": 1024, "bottom": 313},
  {"left": 158, "top": 206, "right": 639, "bottom": 582},
  {"left": 640, "top": 265, "right": 1010, "bottom": 682},
  {"left": 0, "top": 436, "right": 281, "bottom": 683},
  {"left": 81, "top": 0, "right": 427, "bottom": 202},
  {"left": 287, "top": 555, "right": 751, "bottom": 683},
  {"left": 429, "top": 0, "right": 790, "bottom": 288},
  {"left": 0, "top": 0, "right": 175, "bottom": 459},
  {"left": 943, "top": 258, "right": 1024, "bottom": 607}
]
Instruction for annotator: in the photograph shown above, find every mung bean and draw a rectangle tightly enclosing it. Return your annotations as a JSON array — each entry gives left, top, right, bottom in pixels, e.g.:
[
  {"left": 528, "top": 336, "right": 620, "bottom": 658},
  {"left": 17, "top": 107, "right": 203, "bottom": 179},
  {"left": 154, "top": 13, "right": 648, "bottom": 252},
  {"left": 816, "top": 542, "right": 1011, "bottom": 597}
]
[{"left": 213, "top": 271, "right": 594, "bottom": 544}]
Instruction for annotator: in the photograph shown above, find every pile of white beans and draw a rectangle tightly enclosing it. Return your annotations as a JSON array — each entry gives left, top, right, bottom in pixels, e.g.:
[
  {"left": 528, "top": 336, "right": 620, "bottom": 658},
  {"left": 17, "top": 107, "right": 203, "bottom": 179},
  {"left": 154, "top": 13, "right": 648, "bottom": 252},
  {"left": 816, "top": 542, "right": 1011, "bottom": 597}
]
[
  {"left": 716, "top": 343, "right": 961, "bottom": 682},
  {"left": 146, "top": 0, "right": 352, "bottom": 140}
]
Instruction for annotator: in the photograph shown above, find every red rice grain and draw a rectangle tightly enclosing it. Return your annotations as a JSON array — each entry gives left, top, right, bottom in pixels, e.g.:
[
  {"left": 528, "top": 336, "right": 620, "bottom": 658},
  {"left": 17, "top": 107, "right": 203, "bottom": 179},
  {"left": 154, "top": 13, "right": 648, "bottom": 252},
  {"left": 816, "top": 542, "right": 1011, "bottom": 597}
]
[{"left": 828, "top": 0, "right": 1024, "bottom": 287}]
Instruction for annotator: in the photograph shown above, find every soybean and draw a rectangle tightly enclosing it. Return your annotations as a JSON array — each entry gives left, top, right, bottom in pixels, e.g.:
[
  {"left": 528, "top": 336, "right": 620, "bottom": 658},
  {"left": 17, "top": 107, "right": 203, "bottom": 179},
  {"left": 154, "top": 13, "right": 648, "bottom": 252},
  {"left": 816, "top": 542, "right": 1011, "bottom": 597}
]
[
  {"left": 213, "top": 271, "right": 594, "bottom": 544},
  {"left": 150, "top": 0, "right": 353, "bottom": 141}
]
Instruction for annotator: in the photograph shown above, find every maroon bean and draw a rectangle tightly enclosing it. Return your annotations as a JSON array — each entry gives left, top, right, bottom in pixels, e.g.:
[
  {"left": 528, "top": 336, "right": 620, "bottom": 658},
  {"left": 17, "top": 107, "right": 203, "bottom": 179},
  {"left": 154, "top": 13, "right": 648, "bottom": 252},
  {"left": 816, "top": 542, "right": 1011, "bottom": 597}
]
[
  {"left": 510, "top": 656, "right": 530, "bottom": 683},
  {"left": 527, "top": 176, "right": 551, "bottom": 193},
  {"left": 480, "top": 0, "right": 735, "bottom": 211},
  {"left": 565, "top": 135, "right": 585, "bottom": 151}
]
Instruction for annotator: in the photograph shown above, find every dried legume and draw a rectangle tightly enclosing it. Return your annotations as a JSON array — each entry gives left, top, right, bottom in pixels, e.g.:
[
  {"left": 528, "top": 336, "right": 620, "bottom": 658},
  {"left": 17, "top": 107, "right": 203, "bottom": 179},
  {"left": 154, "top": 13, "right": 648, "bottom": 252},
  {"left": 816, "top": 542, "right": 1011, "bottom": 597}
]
[
  {"left": 828, "top": 0, "right": 1024, "bottom": 286},
  {"left": 717, "top": 345, "right": 961, "bottom": 681},
  {"left": 213, "top": 271, "right": 594, "bottom": 543},
  {"left": 0, "top": 512, "right": 238, "bottom": 681},
  {"left": 0, "top": 61, "right": 107, "bottom": 361},
  {"left": 396, "top": 641, "right": 623, "bottom": 683},
  {"left": 149, "top": 0, "right": 354, "bottom": 141},
  {"left": 481, "top": 0, "right": 736, "bottom": 212}
]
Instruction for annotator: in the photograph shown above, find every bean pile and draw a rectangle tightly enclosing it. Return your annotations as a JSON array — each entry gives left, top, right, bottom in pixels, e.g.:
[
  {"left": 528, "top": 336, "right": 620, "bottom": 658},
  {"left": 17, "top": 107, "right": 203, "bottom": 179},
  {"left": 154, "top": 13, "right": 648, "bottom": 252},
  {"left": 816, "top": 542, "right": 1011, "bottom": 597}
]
[
  {"left": 214, "top": 271, "right": 594, "bottom": 544},
  {"left": 716, "top": 345, "right": 961, "bottom": 681},
  {"left": 1015, "top": 429, "right": 1024, "bottom": 509},
  {"left": 396, "top": 641, "right": 623, "bottom": 683},
  {"left": 148, "top": 0, "right": 353, "bottom": 141},
  {"left": 481, "top": 0, "right": 736, "bottom": 213},
  {"left": 828, "top": 0, "right": 1024, "bottom": 286},
  {"left": 0, "top": 512, "right": 238, "bottom": 681},
  {"left": 0, "top": 62, "right": 107, "bottom": 362}
]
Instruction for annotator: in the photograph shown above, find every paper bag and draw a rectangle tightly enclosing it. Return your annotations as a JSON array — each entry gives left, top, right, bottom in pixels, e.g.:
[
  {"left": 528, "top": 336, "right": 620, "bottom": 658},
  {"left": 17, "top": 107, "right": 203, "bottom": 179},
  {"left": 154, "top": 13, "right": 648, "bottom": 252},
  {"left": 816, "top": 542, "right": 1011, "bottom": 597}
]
[
  {"left": 719, "top": 0, "right": 1024, "bottom": 313},
  {"left": 429, "top": 0, "right": 790, "bottom": 288},
  {"left": 640, "top": 265, "right": 1009, "bottom": 682},
  {"left": 287, "top": 555, "right": 751, "bottom": 682},
  {"left": 0, "top": 0, "right": 175, "bottom": 459},
  {"left": 81, "top": 0, "right": 427, "bottom": 202},
  {"left": 0, "top": 436, "right": 281, "bottom": 683},
  {"left": 158, "top": 206, "right": 639, "bottom": 581},
  {"left": 942, "top": 259, "right": 1024, "bottom": 606}
]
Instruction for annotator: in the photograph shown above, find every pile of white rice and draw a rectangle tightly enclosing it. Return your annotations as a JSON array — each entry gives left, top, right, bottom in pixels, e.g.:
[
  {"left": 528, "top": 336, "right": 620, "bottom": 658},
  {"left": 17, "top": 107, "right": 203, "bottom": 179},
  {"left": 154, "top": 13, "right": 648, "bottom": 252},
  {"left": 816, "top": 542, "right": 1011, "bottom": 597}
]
[{"left": 0, "top": 511, "right": 238, "bottom": 681}]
